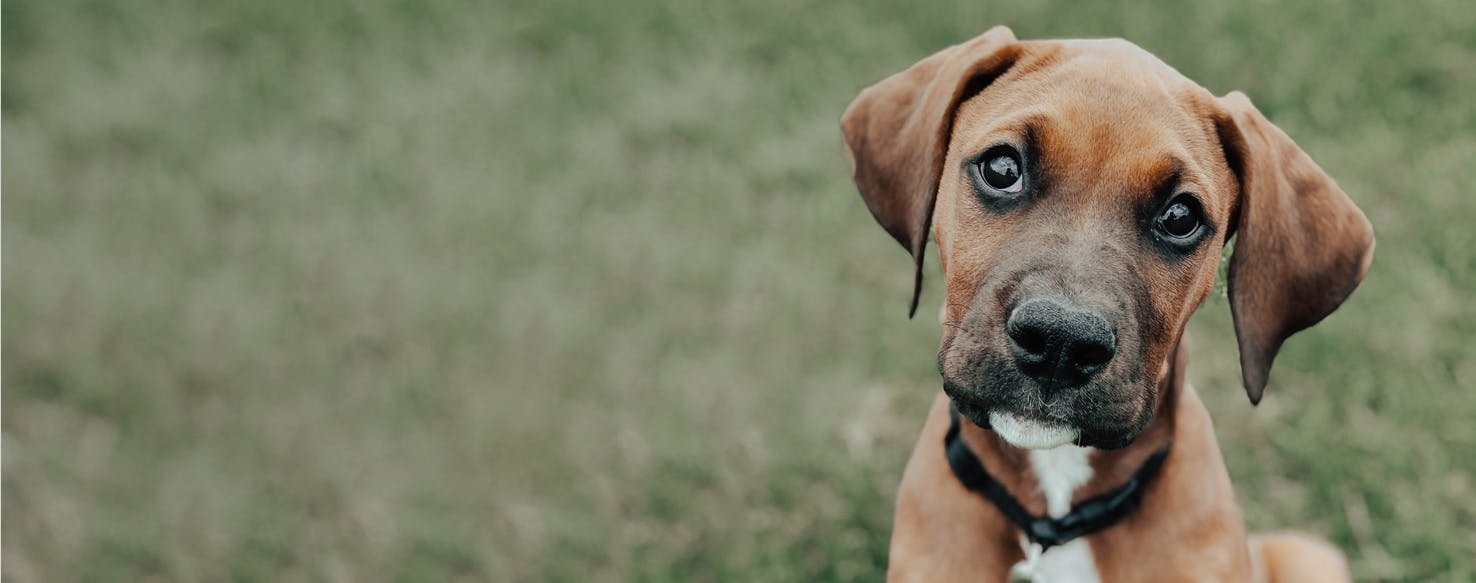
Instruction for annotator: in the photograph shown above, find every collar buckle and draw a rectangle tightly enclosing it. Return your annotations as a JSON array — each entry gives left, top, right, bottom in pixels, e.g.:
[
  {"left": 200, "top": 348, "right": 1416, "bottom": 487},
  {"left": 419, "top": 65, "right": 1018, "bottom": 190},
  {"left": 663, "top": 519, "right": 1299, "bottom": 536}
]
[{"left": 1027, "top": 519, "right": 1059, "bottom": 548}]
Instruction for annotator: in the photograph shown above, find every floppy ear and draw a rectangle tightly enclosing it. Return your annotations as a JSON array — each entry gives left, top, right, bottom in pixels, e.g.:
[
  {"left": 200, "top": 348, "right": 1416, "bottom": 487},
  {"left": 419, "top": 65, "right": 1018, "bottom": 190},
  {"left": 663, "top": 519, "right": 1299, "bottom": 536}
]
[
  {"left": 1215, "top": 91, "right": 1376, "bottom": 404},
  {"left": 840, "top": 26, "right": 1021, "bottom": 317}
]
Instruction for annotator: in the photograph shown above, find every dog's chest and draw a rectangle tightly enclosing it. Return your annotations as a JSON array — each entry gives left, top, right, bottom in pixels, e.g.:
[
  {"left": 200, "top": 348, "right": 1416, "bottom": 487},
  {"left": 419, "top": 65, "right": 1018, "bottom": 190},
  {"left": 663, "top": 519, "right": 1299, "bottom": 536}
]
[{"left": 1018, "top": 446, "right": 1100, "bottom": 583}]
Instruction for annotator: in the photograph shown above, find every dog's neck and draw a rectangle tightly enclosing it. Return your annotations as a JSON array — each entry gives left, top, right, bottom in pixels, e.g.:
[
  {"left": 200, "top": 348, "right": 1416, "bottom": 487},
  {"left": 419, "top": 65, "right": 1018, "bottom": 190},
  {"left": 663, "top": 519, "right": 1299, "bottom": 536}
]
[{"left": 957, "top": 338, "right": 1186, "bottom": 519}]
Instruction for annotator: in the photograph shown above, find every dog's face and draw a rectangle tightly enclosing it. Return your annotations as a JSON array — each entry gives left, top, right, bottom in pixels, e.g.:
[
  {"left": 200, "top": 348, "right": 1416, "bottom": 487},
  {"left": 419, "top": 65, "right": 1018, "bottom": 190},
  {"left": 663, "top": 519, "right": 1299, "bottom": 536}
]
[
  {"left": 933, "top": 42, "right": 1236, "bottom": 448},
  {"left": 842, "top": 29, "right": 1373, "bottom": 450}
]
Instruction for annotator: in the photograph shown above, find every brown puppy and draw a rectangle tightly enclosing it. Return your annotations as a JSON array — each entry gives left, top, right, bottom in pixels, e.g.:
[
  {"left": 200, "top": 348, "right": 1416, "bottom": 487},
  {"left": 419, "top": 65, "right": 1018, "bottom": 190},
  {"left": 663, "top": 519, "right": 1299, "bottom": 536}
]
[{"left": 841, "top": 27, "right": 1373, "bottom": 582}]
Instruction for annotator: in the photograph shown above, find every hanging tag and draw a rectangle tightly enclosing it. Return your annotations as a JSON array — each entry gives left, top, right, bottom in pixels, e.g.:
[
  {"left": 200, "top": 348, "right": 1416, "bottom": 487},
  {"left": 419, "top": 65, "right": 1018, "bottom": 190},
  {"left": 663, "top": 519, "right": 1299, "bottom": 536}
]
[{"left": 1008, "top": 541, "right": 1045, "bottom": 582}]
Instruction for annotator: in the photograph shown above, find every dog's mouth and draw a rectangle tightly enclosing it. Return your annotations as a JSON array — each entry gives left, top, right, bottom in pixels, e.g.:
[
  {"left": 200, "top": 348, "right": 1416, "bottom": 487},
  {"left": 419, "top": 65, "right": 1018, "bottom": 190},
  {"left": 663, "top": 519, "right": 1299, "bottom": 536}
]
[
  {"left": 988, "top": 410, "right": 1080, "bottom": 449},
  {"left": 952, "top": 398, "right": 1081, "bottom": 450}
]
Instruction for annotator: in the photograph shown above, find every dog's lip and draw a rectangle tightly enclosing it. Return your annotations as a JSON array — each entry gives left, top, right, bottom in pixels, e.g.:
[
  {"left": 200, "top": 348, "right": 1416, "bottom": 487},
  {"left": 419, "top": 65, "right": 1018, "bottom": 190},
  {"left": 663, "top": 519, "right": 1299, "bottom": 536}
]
[
  {"left": 951, "top": 398, "right": 1062, "bottom": 423},
  {"left": 951, "top": 397, "right": 992, "bottom": 427},
  {"left": 950, "top": 398, "right": 1081, "bottom": 448},
  {"left": 988, "top": 410, "right": 1080, "bottom": 450},
  {"left": 997, "top": 405, "right": 1068, "bottom": 424},
  {"left": 950, "top": 395, "right": 1064, "bottom": 424}
]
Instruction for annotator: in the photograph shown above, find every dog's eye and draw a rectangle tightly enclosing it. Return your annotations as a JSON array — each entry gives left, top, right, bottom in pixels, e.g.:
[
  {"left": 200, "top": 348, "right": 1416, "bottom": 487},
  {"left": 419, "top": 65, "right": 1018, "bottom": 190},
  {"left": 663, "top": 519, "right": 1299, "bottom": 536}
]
[
  {"left": 979, "top": 147, "right": 1023, "bottom": 193},
  {"left": 1156, "top": 195, "right": 1203, "bottom": 239}
]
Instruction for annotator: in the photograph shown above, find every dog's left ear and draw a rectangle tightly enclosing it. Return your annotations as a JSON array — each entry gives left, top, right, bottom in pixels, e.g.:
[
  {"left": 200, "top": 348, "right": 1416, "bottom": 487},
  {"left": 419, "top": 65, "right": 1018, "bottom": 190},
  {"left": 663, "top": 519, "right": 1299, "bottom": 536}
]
[
  {"left": 841, "top": 26, "right": 1022, "bottom": 317},
  {"left": 1214, "top": 91, "right": 1375, "bottom": 404}
]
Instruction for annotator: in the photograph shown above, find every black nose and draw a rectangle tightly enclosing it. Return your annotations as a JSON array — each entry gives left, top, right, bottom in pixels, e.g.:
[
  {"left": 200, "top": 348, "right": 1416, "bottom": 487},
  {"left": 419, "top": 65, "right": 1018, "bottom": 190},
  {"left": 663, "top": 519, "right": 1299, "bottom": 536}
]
[{"left": 1006, "top": 298, "right": 1117, "bottom": 389}]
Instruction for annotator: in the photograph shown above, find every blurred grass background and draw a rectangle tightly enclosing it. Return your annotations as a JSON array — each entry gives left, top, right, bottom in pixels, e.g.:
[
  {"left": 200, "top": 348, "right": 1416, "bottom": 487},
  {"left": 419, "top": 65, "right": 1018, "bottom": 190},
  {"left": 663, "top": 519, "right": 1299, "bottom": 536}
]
[{"left": 3, "top": 0, "right": 1473, "bottom": 580}]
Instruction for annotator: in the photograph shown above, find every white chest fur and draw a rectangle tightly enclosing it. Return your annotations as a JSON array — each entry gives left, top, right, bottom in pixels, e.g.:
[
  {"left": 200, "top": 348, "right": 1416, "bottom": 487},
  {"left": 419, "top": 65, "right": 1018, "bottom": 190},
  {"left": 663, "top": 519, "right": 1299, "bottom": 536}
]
[{"left": 1019, "top": 445, "right": 1100, "bottom": 583}]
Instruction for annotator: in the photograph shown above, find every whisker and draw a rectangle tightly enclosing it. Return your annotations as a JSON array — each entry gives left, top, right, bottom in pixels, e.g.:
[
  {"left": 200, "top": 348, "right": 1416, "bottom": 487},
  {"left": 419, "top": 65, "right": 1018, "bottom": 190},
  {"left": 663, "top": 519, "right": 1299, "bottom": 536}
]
[{"left": 940, "top": 321, "right": 974, "bottom": 338}]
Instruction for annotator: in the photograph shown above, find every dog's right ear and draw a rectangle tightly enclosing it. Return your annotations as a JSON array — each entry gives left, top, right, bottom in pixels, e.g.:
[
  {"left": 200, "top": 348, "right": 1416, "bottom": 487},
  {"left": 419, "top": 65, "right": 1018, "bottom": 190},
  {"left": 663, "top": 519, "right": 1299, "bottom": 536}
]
[
  {"left": 841, "top": 26, "right": 1022, "bottom": 318},
  {"left": 1213, "top": 91, "right": 1376, "bottom": 405}
]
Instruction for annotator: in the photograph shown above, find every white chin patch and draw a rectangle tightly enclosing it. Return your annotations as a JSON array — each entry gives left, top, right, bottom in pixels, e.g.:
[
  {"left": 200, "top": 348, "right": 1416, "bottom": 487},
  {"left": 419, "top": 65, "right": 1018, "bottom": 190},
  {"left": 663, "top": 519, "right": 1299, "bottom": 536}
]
[{"left": 989, "top": 411, "right": 1080, "bottom": 450}]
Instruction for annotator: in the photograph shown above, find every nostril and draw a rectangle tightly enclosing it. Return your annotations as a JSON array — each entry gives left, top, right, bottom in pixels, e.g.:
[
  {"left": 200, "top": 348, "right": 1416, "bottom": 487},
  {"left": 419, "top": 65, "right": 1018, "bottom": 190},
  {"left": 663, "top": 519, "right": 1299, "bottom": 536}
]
[
  {"left": 1072, "top": 340, "right": 1115, "bottom": 373},
  {"left": 1011, "top": 325, "right": 1048, "bottom": 357}
]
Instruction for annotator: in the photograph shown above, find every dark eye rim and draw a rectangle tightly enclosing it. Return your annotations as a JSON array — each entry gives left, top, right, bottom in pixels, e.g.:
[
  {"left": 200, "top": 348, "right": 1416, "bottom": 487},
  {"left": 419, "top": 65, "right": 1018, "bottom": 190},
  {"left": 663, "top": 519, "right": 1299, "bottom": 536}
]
[
  {"left": 967, "top": 143, "right": 1028, "bottom": 200},
  {"left": 1152, "top": 193, "right": 1210, "bottom": 245}
]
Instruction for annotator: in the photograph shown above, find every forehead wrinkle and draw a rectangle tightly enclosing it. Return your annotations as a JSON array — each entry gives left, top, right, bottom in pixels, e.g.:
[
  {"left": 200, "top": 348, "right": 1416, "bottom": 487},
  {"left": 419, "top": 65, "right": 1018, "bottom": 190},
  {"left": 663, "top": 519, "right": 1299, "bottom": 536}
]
[
  {"left": 1031, "top": 108, "right": 1187, "bottom": 196},
  {"left": 949, "top": 99, "right": 1053, "bottom": 154}
]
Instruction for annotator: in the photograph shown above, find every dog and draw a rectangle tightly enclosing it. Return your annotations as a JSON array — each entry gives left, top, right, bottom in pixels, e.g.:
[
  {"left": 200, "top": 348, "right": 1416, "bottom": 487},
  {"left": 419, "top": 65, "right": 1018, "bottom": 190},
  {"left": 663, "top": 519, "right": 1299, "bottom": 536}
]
[{"left": 841, "top": 27, "right": 1374, "bottom": 582}]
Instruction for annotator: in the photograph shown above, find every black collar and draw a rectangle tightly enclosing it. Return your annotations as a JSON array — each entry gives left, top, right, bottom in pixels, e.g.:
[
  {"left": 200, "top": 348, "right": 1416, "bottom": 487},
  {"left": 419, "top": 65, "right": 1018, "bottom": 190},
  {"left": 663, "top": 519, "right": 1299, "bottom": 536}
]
[{"left": 944, "top": 406, "right": 1170, "bottom": 551}]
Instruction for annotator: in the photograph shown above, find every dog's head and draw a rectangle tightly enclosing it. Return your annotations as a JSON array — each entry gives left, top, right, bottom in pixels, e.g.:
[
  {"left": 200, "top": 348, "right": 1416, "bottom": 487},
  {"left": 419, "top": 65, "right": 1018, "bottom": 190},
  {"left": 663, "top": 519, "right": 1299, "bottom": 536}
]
[{"left": 842, "top": 27, "right": 1374, "bottom": 450}]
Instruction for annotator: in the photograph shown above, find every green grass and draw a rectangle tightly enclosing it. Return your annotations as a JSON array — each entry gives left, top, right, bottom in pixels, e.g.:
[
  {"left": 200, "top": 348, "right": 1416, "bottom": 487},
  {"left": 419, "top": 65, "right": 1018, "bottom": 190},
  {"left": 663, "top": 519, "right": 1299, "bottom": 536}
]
[{"left": 3, "top": 0, "right": 1474, "bottom": 580}]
